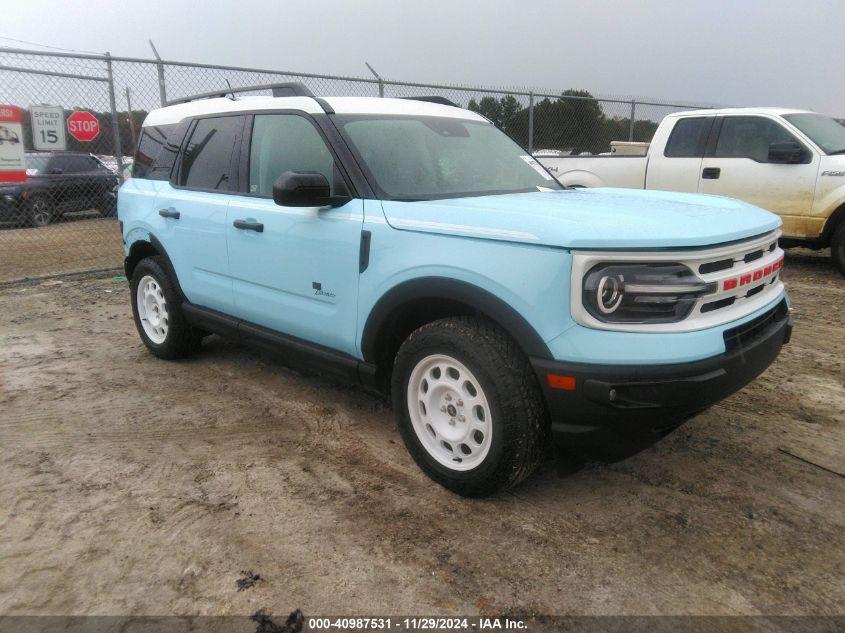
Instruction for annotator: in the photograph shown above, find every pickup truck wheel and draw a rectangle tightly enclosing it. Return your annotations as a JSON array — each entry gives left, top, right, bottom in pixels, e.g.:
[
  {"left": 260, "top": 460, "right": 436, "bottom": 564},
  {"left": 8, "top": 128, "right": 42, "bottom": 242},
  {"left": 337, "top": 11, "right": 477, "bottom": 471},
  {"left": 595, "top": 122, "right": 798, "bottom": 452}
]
[
  {"left": 130, "top": 256, "right": 202, "bottom": 359},
  {"left": 28, "top": 196, "right": 53, "bottom": 227},
  {"left": 832, "top": 222, "right": 845, "bottom": 277},
  {"left": 391, "top": 316, "right": 548, "bottom": 497}
]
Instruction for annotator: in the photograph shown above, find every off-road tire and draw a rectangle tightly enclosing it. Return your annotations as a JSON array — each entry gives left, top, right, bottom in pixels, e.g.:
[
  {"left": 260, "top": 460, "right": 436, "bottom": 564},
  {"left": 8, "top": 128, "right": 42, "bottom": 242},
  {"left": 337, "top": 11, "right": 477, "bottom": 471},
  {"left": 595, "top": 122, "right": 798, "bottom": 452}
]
[
  {"left": 391, "top": 316, "right": 548, "bottom": 497},
  {"left": 832, "top": 221, "right": 845, "bottom": 277},
  {"left": 130, "top": 256, "right": 203, "bottom": 360}
]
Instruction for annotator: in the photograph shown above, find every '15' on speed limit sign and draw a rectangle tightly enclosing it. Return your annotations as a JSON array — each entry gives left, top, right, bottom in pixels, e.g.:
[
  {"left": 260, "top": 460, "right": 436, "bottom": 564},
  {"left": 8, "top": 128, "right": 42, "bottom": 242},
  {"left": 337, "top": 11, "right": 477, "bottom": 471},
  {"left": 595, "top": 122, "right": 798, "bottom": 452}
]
[{"left": 30, "top": 105, "right": 67, "bottom": 151}]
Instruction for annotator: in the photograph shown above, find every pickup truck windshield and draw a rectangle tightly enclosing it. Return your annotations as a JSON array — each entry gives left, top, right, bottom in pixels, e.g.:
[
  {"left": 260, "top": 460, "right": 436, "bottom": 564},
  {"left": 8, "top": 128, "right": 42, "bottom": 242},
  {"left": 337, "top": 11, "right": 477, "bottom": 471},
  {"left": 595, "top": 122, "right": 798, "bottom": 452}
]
[
  {"left": 783, "top": 113, "right": 845, "bottom": 155},
  {"left": 337, "top": 115, "right": 561, "bottom": 200}
]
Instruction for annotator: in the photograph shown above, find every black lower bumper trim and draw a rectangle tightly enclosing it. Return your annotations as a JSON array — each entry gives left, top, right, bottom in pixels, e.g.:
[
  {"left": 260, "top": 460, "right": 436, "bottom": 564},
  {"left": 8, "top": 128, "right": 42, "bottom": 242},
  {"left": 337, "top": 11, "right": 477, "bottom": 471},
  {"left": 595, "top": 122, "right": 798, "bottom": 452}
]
[{"left": 531, "top": 300, "right": 792, "bottom": 446}]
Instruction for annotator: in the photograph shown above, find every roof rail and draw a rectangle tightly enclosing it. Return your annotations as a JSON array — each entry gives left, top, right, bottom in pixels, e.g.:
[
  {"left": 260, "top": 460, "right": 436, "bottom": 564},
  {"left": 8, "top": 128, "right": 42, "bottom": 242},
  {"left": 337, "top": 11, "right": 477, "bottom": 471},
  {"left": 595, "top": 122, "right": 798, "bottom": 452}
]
[
  {"left": 399, "top": 96, "right": 459, "bottom": 108},
  {"left": 166, "top": 82, "right": 315, "bottom": 106}
]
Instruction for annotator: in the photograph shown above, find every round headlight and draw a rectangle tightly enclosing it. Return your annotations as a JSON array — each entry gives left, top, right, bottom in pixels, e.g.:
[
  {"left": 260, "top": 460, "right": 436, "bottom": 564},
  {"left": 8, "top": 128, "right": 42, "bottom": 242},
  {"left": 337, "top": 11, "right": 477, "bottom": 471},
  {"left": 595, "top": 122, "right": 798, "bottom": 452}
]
[
  {"left": 596, "top": 274, "right": 624, "bottom": 314},
  {"left": 582, "top": 263, "right": 708, "bottom": 324}
]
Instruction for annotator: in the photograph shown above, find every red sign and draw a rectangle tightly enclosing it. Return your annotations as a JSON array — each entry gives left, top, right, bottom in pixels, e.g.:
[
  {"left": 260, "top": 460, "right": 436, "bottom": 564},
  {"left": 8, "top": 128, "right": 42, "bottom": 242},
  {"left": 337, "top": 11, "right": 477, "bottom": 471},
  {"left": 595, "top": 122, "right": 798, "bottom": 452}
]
[
  {"left": 67, "top": 110, "right": 100, "bottom": 142},
  {"left": 0, "top": 105, "right": 26, "bottom": 182}
]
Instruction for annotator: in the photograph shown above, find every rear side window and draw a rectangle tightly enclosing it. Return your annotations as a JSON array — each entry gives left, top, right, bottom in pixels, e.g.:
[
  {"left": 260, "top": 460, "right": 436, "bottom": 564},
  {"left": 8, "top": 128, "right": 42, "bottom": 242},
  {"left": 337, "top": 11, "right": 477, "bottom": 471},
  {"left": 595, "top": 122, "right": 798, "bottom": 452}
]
[
  {"left": 133, "top": 124, "right": 176, "bottom": 179},
  {"left": 179, "top": 116, "right": 243, "bottom": 191},
  {"left": 51, "top": 154, "right": 101, "bottom": 173},
  {"left": 664, "top": 117, "right": 711, "bottom": 158},
  {"left": 714, "top": 116, "right": 798, "bottom": 163},
  {"left": 248, "top": 114, "right": 336, "bottom": 197}
]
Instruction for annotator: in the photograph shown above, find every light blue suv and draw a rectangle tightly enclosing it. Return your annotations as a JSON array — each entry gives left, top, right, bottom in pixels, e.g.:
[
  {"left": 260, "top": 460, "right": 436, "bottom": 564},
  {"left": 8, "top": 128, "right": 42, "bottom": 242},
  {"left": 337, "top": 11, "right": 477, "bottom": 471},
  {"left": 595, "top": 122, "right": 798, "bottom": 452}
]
[{"left": 119, "top": 84, "right": 792, "bottom": 496}]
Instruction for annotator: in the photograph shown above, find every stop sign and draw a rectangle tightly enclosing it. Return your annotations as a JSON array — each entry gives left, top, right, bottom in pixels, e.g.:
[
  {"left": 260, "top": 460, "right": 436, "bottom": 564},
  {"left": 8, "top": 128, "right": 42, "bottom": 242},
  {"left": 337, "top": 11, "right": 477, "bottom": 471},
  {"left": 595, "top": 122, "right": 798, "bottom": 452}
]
[{"left": 67, "top": 111, "right": 100, "bottom": 142}]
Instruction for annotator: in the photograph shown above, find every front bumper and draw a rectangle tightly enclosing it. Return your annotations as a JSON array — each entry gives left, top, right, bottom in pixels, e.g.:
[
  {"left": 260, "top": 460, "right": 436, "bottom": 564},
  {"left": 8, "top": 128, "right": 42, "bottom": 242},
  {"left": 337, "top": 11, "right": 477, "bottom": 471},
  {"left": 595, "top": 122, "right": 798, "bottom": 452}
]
[{"left": 531, "top": 299, "right": 792, "bottom": 450}]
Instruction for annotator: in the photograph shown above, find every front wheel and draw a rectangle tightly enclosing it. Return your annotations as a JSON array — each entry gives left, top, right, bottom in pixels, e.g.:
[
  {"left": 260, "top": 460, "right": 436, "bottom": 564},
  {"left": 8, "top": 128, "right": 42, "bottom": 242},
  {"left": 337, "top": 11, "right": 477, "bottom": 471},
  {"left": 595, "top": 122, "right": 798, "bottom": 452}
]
[
  {"left": 391, "top": 317, "right": 548, "bottom": 497},
  {"left": 832, "top": 221, "right": 845, "bottom": 277}
]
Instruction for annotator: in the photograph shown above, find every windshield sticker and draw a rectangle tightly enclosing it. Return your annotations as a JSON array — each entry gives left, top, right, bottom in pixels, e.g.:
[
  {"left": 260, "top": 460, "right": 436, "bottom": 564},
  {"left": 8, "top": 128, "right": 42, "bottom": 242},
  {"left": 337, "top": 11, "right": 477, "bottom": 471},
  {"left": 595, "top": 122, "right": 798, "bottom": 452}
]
[{"left": 520, "top": 155, "right": 554, "bottom": 180}]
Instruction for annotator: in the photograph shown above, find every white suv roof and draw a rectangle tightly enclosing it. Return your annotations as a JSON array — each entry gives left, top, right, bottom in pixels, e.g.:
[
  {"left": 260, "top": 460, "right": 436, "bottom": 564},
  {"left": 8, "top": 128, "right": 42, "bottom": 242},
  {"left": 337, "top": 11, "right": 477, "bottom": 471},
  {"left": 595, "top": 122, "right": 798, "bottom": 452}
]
[
  {"left": 668, "top": 107, "right": 816, "bottom": 118},
  {"left": 143, "top": 96, "right": 487, "bottom": 127}
]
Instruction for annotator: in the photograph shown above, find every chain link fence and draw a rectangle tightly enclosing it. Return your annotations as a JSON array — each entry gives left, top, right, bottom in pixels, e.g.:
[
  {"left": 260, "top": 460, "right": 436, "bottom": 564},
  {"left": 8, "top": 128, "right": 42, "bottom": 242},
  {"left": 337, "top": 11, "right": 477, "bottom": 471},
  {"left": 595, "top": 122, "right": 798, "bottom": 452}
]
[{"left": 0, "top": 46, "right": 715, "bottom": 283}]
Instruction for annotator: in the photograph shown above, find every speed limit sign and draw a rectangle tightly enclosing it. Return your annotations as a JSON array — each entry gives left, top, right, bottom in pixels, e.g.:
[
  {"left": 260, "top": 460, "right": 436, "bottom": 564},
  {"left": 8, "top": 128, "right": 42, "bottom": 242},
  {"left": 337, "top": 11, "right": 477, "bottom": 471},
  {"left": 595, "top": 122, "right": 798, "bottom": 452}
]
[{"left": 30, "top": 105, "right": 67, "bottom": 151}]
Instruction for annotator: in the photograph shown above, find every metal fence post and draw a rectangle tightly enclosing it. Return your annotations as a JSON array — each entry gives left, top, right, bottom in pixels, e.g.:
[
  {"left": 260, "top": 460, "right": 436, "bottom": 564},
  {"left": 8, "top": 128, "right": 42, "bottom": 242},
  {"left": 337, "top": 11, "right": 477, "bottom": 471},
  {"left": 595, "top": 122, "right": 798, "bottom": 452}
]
[
  {"left": 528, "top": 91, "right": 534, "bottom": 154},
  {"left": 105, "top": 52, "right": 124, "bottom": 177},
  {"left": 629, "top": 99, "right": 636, "bottom": 141},
  {"left": 365, "top": 62, "right": 384, "bottom": 97},
  {"left": 125, "top": 86, "right": 137, "bottom": 149},
  {"left": 149, "top": 40, "right": 168, "bottom": 106}
]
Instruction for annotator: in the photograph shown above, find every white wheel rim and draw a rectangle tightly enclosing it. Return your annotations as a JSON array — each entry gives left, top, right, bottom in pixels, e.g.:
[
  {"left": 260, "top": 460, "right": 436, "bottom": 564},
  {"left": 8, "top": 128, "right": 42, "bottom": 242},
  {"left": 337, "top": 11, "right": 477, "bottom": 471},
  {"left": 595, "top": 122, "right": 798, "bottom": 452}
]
[
  {"left": 136, "top": 275, "right": 169, "bottom": 344},
  {"left": 406, "top": 354, "right": 492, "bottom": 471}
]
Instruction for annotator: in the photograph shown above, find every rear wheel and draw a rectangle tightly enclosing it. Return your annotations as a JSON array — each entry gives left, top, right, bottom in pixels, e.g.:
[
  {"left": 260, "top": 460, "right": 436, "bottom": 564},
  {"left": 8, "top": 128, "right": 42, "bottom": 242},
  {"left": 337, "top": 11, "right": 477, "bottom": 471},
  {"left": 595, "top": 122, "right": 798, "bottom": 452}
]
[
  {"left": 130, "top": 256, "right": 203, "bottom": 359},
  {"left": 28, "top": 195, "right": 53, "bottom": 227},
  {"left": 832, "top": 221, "right": 845, "bottom": 277},
  {"left": 391, "top": 316, "right": 548, "bottom": 497}
]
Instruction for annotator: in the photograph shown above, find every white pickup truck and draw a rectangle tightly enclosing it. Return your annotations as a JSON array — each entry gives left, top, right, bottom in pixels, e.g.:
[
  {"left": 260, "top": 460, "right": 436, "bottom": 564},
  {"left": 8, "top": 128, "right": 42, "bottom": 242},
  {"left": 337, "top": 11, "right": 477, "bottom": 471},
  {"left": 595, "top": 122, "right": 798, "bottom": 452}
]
[{"left": 538, "top": 108, "right": 845, "bottom": 274}]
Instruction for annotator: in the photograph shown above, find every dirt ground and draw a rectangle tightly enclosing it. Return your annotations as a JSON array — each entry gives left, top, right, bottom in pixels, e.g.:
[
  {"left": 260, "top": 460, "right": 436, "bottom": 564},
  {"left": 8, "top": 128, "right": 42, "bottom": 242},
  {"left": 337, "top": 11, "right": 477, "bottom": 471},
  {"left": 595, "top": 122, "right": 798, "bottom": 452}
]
[
  {"left": 0, "top": 215, "right": 123, "bottom": 283},
  {"left": 0, "top": 250, "right": 842, "bottom": 618}
]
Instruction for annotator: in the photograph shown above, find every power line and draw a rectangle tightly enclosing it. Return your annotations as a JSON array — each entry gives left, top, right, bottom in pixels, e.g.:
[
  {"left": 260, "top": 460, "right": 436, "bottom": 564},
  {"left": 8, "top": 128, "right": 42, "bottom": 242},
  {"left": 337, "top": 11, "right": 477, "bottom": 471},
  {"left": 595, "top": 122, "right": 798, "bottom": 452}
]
[{"left": 0, "top": 35, "right": 101, "bottom": 55}]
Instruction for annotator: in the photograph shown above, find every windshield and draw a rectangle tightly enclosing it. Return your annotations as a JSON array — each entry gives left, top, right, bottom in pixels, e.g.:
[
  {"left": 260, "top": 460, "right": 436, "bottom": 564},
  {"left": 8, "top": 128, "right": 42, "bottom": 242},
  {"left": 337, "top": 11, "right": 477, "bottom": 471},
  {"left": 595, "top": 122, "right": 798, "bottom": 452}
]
[
  {"left": 783, "top": 113, "right": 845, "bottom": 155},
  {"left": 337, "top": 115, "right": 562, "bottom": 200},
  {"left": 25, "top": 154, "right": 51, "bottom": 176}
]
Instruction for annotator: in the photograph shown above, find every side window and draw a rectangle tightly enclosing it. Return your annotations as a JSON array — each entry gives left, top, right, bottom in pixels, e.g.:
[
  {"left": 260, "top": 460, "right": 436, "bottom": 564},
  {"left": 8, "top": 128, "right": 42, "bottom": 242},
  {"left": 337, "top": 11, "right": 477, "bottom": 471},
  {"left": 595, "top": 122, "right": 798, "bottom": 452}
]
[
  {"left": 664, "top": 117, "right": 711, "bottom": 157},
  {"left": 58, "top": 155, "right": 99, "bottom": 173},
  {"left": 133, "top": 124, "right": 176, "bottom": 179},
  {"left": 714, "top": 116, "right": 796, "bottom": 163},
  {"left": 46, "top": 156, "right": 65, "bottom": 173},
  {"left": 248, "top": 114, "right": 336, "bottom": 197},
  {"left": 85, "top": 156, "right": 106, "bottom": 172},
  {"left": 66, "top": 156, "right": 88, "bottom": 173},
  {"left": 179, "top": 116, "right": 242, "bottom": 190}
]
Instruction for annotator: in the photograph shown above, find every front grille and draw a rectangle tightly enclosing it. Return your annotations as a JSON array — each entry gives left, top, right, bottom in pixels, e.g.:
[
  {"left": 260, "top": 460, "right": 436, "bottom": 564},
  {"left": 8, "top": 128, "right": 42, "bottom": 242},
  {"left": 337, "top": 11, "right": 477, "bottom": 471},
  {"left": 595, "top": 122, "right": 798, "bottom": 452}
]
[
  {"left": 697, "top": 235, "right": 778, "bottom": 275},
  {"left": 570, "top": 230, "right": 785, "bottom": 333},
  {"left": 689, "top": 232, "right": 783, "bottom": 320},
  {"left": 701, "top": 296, "right": 735, "bottom": 313},
  {"left": 723, "top": 299, "right": 788, "bottom": 352},
  {"left": 743, "top": 249, "right": 764, "bottom": 263},
  {"left": 699, "top": 258, "right": 733, "bottom": 274}
]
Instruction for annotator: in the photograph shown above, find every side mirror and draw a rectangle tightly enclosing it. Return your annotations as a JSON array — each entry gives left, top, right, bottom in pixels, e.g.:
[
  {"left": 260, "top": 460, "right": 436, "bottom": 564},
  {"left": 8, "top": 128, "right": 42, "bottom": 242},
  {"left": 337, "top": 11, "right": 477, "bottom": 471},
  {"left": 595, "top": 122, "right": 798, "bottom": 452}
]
[
  {"left": 272, "top": 171, "right": 349, "bottom": 207},
  {"left": 768, "top": 141, "right": 808, "bottom": 164}
]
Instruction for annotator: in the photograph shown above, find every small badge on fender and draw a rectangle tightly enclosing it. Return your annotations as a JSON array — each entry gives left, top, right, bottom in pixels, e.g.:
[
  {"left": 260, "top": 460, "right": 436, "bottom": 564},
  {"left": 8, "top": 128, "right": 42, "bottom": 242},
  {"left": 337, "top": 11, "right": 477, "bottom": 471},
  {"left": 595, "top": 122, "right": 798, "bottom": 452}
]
[{"left": 312, "top": 281, "right": 336, "bottom": 298}]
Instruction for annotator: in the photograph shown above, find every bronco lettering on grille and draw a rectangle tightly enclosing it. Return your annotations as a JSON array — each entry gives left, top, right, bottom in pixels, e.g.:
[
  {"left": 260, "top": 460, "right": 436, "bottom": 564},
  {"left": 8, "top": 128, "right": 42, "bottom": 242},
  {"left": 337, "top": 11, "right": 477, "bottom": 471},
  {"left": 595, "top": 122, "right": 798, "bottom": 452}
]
[{"left": 722, "top": 257, "right": 783, "bottom": 291}]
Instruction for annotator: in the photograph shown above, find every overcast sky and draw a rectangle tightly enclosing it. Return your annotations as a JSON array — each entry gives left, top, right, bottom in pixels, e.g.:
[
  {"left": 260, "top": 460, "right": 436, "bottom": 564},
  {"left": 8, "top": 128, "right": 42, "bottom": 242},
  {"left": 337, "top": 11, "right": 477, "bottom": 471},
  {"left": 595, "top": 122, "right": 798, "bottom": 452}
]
[{"left": 3, "top": 0, "right": 843, "bottom": 115}]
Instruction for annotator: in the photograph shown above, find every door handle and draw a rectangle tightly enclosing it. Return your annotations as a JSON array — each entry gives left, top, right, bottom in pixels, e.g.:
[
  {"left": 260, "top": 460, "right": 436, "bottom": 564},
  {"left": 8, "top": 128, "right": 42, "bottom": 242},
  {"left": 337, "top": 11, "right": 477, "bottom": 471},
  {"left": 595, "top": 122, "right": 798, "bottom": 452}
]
[
  {"left": 233, "top": 219, "right": 264, "bottom": 232},
  {"left": 702, "top": 167, "right": 721, "bottom": 179},
  {"left": 158, "top": 208, "right": 180, "bottom": 219}
]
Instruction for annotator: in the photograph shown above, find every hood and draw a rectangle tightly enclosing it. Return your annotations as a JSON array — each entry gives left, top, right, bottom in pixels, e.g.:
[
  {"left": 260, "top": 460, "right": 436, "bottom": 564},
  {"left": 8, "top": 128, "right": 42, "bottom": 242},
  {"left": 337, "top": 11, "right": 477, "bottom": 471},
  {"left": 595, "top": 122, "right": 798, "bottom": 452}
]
[{"left": 379, "top": 188, "right": 782, "bottom": 249}]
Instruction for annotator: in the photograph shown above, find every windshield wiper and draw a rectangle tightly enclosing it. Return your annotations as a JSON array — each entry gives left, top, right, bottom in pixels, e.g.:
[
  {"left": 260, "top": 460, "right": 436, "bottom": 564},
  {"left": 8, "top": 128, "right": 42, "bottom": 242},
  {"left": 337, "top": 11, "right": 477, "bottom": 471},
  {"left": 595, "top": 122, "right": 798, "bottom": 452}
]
[{"left": 828, "top": 149, "right": 845, "bottom": 155}]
